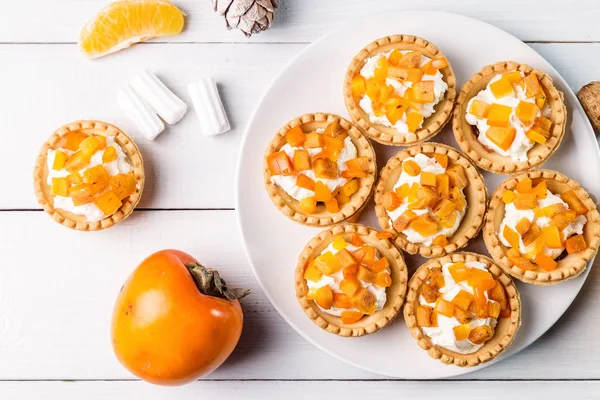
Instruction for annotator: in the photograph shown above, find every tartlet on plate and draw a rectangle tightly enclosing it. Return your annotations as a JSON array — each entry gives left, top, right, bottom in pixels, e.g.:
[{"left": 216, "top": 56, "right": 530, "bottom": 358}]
[
  {"left": 34, "top": 120, "right": 144, "bottom": 231},
  {"left": 483, "top": 169, "right": 600, "bottom": 285},
  {"left": 344, "top": 34, "right": 456, "bottom": 146},
  {"left": 374, "top": 142, "right": 487, "bottom": 257},
  {"left": 404, "top": 252, "right": 521, "bottom": 367},
  {"left": 295, "top": 224, "right": 408, "bottom": 337},
  {"left": 264, "top": 113, "right": 376, "bottom": 227},
  {"left": 453, "top": 61, "right": 567, "bottom": 174}
]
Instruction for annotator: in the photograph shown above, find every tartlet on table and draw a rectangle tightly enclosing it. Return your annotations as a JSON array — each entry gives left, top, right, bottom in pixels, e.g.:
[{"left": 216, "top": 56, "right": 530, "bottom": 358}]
[
  {"left": 264, "top": 113, "right": 376, "bottom": 227},
  {"left": 453, "top": 61, "right": 566, "bottom": 174},
  {"left": 483, "top": 170, "right": 600, "bottom": 285},
  {"left": 295, "top": 224, "right": 408, "bottom": 337},
  {"left": 404, "top": 252, "right": 521, "bottom": 367},
  {"left": 374, "top": 142, "right": 487, "bottom": 258},
  {"left": 344, "top": 34, "right": 456, "bottom": 146},
  {"left": 33, "top": 120, "right": 144, "bottom": 231}
]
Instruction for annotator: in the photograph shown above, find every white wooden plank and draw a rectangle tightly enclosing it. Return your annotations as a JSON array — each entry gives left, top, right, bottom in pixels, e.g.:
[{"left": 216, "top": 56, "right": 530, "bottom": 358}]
[
  {"left": 0, "top": 1, "right": 598, "bottom": 43},
  {"left": 1, "top": 380, "right": 599, "bottom": 400},
  {"left": 1, "top": 210, "right": 600, "bottom": 380},
  {"left": 3, "top": 43, "right": 600, "bottom": 210}
]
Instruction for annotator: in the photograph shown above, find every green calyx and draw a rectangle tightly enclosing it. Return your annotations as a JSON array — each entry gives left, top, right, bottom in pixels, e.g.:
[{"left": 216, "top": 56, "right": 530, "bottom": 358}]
[{"left": 186, "top": 262, "right": 251, "bottom": 301}]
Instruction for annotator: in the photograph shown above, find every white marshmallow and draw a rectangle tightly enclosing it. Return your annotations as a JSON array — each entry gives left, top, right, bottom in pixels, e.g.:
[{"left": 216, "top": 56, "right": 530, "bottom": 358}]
[
  {"left": 130, "top": 70, "right": 187, "bottom": 124},
  {"left": 188, "top": 78, "right": 231, "bottom": 136},
  {"left": 116, "top": 86, "right": 165, "bottom": 140}
]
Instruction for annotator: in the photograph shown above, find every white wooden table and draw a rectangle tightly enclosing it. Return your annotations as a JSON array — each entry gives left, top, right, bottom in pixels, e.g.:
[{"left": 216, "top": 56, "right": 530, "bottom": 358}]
[{"left": 2, "top": 1, "right": 599, "bottom": 398}]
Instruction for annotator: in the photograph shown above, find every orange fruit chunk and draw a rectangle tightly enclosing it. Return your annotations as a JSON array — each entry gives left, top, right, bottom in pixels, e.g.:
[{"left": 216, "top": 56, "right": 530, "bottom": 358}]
[
  {"left": 70, "top": 184, "right": 94, "bottom": 206},
  {"left": 566, "top": 234, "right": 587, "bottom": 254},
  {"left": 489, "top": 77, "right": 515, "bottom": 99},
  {"left": 435, "top": 298, "right": 455, "bottom": 318},
  {"left": 315, "top": 286, "right": 333, "bottom": 309},
  {"left": 314, "top": 181, "right": 333, "bottom": 202},
  {"left": 102, "top": 146, "right": 118, "bottom": 163},
  {"left": 303, "top": 265, "right": 322, "bottom": 282},
  {"left": 376, "top": 272, "right": 392, "bottom": 288},
  {"left": 64, "top": 131, "right": 87, "bottom": 151},
  {"left": 560, "top": 190, "right": 588, "bottom": 215},
  {"left": 433, "top": 153, "right": 448, "bottom": 168},
  {"left": 351, "top": 74, "right": 367, "bottom": 98},
  {"left": 486, "top": 126, "right": 516, "bottom": 150},
  {"left": 534, "top": 253, "right": 557, "bottom": 272},
  {"left": 339, "top": 279, "right": 360, "bottom": 297},
  {"left": 453, "top": 324, "right": 471, "bottom": 341},
  {"left": 65, "top": 151, "right": 91, "bottom": 173},
  {"left": 296, "top": 174, "right": 315, "bottom": 191},
  {"left": 502, "top": 190, "right": 516, "bottom": 204},
  {"left": 371, "top": 258, "right": 389, "bottom": 273},
  {"left": 79, "top": 136, "right": 102, "bottom": 156},
  {"left": 420, "top": 171, "right": 437, "bottom": 187},
  {"left": 542, "top": 225, "right": 563, "bottom": 249},
  {"left": 451, "top": 290, "right": 473, "bottom": 311},
  {"left": 515, "top": 101, "right": 539, "bottom": 125},
  {"left": 526, "top": 129, "right": 547, "bottom": 144},
  {"left": 94, "top": 190, "right": 122, "bottom": 216},
  {"left": 332, "top": 237, "right": 347, "bottom": 251},
  {"left": 468, "top": 99, "right": 490, "bottom": 118},
  {"left": 381, "top": 191, "right": 401, "bottom": 211},
  {"left": 109, "top": 172, "right": 137, "bottom": 200},
  {"left": 350, "top": 233, "right": 363, "bottom": 247},
  {"left": 51, "top": 177, "right": 70, "bottom": 197},
  {"left": 406, "top": 112, "right": 424, "bottom": 132},
  {"left": 503, "top": 225, "right": 521, "bottom": 249},
  {"left": 299, "top": 197, "right": 317, "bottom": 214},
  {"left": 402, "top": 160, "right": 421, "bottom": 176},
  {"left": 486, "top": 103, "right": 513, "bottom": 127},
  {"left": 516, "top": 177, "right": 533, "bottom": 193},
  {"left": 343, "top": 157, "right": 370, "bottom": 179},
  {"left": 353, "top": 245, "right": 375, "bottom": 267},
  {"left": 79, "top": 0, "right": 185, "bottom": 59},
  {"left": 324, "top": 197, "right": 340, "bottom": 213},
  {"left": 52, "top": 151, "right": 69, "bottom": 170},
  {"left": 341, "top": 311, "right": 363, "bottom": 324},
  {"left": 448, "top": 262, "right": 470, "bottom": 282},
  {"left": 267, "top": 151, "right": 293, "bottom": 176},
  {"left": 340, "top": 179, "right": 359, "bottom": 197},
  {"left": 313, "top": 252, "right": 341, "bottom": 275}
]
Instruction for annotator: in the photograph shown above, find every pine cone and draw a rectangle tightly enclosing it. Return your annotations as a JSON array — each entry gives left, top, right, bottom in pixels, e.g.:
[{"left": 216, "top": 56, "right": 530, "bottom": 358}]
[
  {"left": 578, "top": 82, "right": 600, "bottom": 132},
  {"left": 213, "top": 0, "right": 278, "bottom": 38}
]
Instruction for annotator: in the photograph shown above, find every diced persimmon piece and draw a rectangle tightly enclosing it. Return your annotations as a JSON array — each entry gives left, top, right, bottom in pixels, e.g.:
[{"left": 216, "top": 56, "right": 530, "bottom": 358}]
[
  {"left": 382, "top": 191, "right": 401, "bottom": 211},
  {"left": 340, "top": 179, "right": 359, "bottom": 197},
  {"left": 299, "top": 197, "right": 317, "bottom": 214},
  {"left": 267, "top": 151, "right": 293, "bottom": 176},
  {"left": 473, "top": 286, "right": 488, "bottom": 318},
  {"left": 516, "top": 178, "right": 533, "bottom": 194},
  {"left": 324, "top": 197, "right": 339, "bottom": 213},
  {"left": 468, "top": 99, "right": 490, "bottom": 118},
  {"left": 542, "top": 225, "right": 563, "bottom": 249},
  {"left": 419, "top": 283, "right": 439, "bottom": 303},
  {"left": 343, "top": 157, "right": 370, "bottom": 178},
  {"left": 350, "top": 233, "right": 363, "bottom": 248},
  {"left": 314, "top": 181, "right": 333, "bottom": 202},
  {"left": 296, "top": 174, "right": 315, "bottom": 191},
  {"left": 385, "top": 99, "right": 408, "bottom": 125},
  {"left": 388, "top": 49, "right": 402, "bottom": 65},
  {"left": 532, "top": 180, "right": 547, "bottom": 199},
  {"left": 420, "top": 171, "right": 437, "bottom": 187},
  {"left": 323, "top": 120, "right": 348, "bottom": 141},
  {"left": 486, "top": 126, "right": 516, "bottom": 151},
  {"left": 503, "top": 225, "right": 521, "bottom": 249},
  {"left": 469, "top": 325, "right": 493, "bottom": 344},
  {"left": 338, "top": 279, "right": 359, "bottom": 297},
  {"left": 65, "top": 151, "right": 91, "bottom": 173},
  {"left": 350, "top": 74, "right": 367, "bottom": 98},
  {"left": 303, "top": 265, "right": 322, "bottom": 282},
  {"left": 488, "top": 301, "right": 501, "bottom": 319},
  {"left": 535, "top": 91, "right": 547, "bottom": 109},
  {"left": 79, "top": 135, "right": 102, "bottom": 156},
  {"left": 402, "top": 159, "right": 421, "bottom": 176},
  {"left": 561, "top": 190, "right": 588, "bottom": 215},
  {"left": 452, "top": 290, "right": 473, "bottom": 311},
  {"left": 507, "top": 248, "right": 537, "bottom": 270},
  {"left": 323, "top": 136, "right": 344, "bottom": 159},
  {"left": 534, "top": 115, "right": 553, "bottom": 132},
  {"left": 393, "top": 210, "right": 417, "bottom": 232},
  {"left": 428, "top": 267, "right": 446, "bottom": 289},
  {"left": 51, "top": 177, "right": 70, "bottom": 197},
  {"left": 552, "top": 210, "right": 577, "bottom": 231},
  {"left": 448, "top": 262, "right": 470, "bottom": 282},
  {"left": 376, "top": 231, "right": 393, "bottom": 240},
  {"left": 109, "top": 172, "right": 136, "bottom": 200},
  {"left": 436, "top": 173, "right": 450, "bottom": 197},
  {"left": 395, "top": 183, "right": 410, "bottom": 199},
  {"left": 354, "top": 287, "right": 377, "bottom": 314},
  {"left": 336, "top": 193, "right": 350, "bottom": 204},
  {"left": 472, "top": 278, "right": 496, "bottom": 292},
  {"left": 522, "top": 223, "right": 542, "bottom": 247},
  {"left": 94, "top": 135, "right": 106, "bottom": 149},
  {"left": 343, "top": 265, "right": 358, "bottom": 280},
  {"left": 431, "top": 57, "right": 448, "bottom": 70},
  {"left": 84, "top": 165, "right": 109, "bottom": 195},
  {"left": 433, "top": 198, "right": 456, "bottom": 219},
  {"left": 490, "top": 76, "right": 515, "bottom": 98},
  {"left": 376, "top": 272, "right": 392, "bottom": 288},
  {"left": 315, "top": 286, "right": 333, "bottom": 309},
  {"left": 409, "top": 214, "right": 440, "bottom": 237},
  {"left": 455, "top": 306, "right": 473, "bottom": 325},
  {"left": 449, "top": 187, "right": 465, "bottom": 210},
  {"left": 518, "top": 73, "right": 542, "bottom": 98},
  {"left": 515, "top": 217, "right": 532, "bottom": 236},
  {"left": 541, "top": 203, "right": 566, "bottom": 218},
  {"left": 566, "top": 234, "right": 587, "bottom": 254},
  {"left": 314, "top": 252, "right": 341, "bottom": 275},
  {"left": 64, "top": 131, "right": 87, "bottom": 151},
  {"left": 439, "top": 210, "right": 459, "bottom": 229},
  {"left": 373, "top": 57, "right": 389, "bottom": 80},
  {"left": 333, "top": 292, "right": 353, "bottom": 309},
  {"left": 68, "top": 172, "right": 83, "bottom": 185},
  {"left": 313, "top": 158, "right": 338, "bottom": 180},
  {"left": 453, "top": 324, "right": 472, "bottom": 341},
  {"left": 524, "top": 234, "right": 546, "bottom": 260},
  {"left": 489, "top": 283, "right": 508, "bottom": 310},
  {"left": 412, "top": 81, "right": 434, "bottom": 103},
  {"left": 332, "top": 237, "right": 347, "bottom": 251},
  {"left": 94, "top": 190, "right": 122, "bottom": 216},
  {"left": 446, "top": 164, "right": 468, "bottom": 190},
  {"left": 433, "top": 153, "right": 448, "bottom": 168},
  {"left": 69, "top": 184, "right": 94, "bottom": 206},
  {"left": 341, "top": 311, "right": 364, "bottom": 324},
  {"left": 432, "top": 235, "right": 449, "bottom": 247},
  {"left": 102, "top": 146, "right": 117, "bottom": 163},
  {"left": 514, "top": 193, "right": 537, "bottom": 210},
  {"left": 486, "top": 103, "right": 513, "bottom": 127},
  {"left": 303, "top": 132, "right": 323, "bottom": 148},
  {"left": 292, "top": 150, "right": 310, "bottom": 171},
  {"left": 397, "top": 51, "right": 422, "bottom": 68},
  {"left": 416, "top": 305, "right": 435, "bottom": 327},
  {"left": 535, "top": 253, "right": 557, "bottom": 272},
  {"left": 504, "top": 71, "right": 523, "bottom": 83},
  {"left": 436, "top": 298, "right": 455, "bottom": 318},
  {"left": 371, "top": 258, "right": 390, "bottom": 273},
  {"left": 526, "top": 129, "right": 547, "bottom": 144},
  {"left": 406, "top": 112, "right": 424, "bottom": 133},
  {"left": 502, "top": 190, "right": 516, "bottom": 204},
  {"left": 52, "top": 151, "right": 69, "bottom": 170},
  {"left": 515, "top": 101, "right": 539, "bottom": 125},
  {"left": 354, "top": 245, "right": 376, "bottom": 267}
]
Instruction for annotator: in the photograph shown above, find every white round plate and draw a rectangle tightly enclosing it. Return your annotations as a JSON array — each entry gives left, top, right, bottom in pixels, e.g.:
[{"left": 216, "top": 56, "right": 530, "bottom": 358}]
[{"left": 235, "top": 11, "right": 600, "bottom": 378}]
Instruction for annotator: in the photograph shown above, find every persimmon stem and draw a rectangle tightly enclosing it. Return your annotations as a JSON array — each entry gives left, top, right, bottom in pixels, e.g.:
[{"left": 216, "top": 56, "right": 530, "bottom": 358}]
[{"left": 186, "top": 263, "right": 251, "bottom": 301}]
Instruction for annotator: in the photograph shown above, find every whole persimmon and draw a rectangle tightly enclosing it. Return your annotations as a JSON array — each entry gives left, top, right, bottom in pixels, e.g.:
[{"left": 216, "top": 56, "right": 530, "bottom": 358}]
[{"left": 111, "top": 249, "right": 250, "bottom": 386}]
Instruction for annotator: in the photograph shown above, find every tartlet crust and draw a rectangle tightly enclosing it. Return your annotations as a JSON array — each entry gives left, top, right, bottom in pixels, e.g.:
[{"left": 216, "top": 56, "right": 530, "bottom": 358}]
[
  {"left": 343, "top": 34, "right": 457, "bottom": 146},
  {"left": 264, "top": 113, "right": 376, "bottom": 227},
  {"left": 452, "top": 61, "right": 567, "bottom": 174},
  {"left": 295, "top": 224, "right": 408, "bottom": 337},
  {"left": 374, "top": 143, "right": 487, "bottom": 257},
  {"left": 483, "top": 169, "right": 600, "bottom": 285},
  {"left": 404, "top": 252, "right": 522, "bottom": 367},
  {"left": 33, "top": 120, "right": 145, "bottom": 231}
]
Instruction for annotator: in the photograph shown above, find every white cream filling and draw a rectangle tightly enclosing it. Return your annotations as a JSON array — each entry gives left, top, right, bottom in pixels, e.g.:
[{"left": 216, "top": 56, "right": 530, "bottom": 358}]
[
  {"left": 465, "top": 73, "right": 551, "bottom": 161},
  {"left": 46, "top": 136, "right": 133, "bottom": 222},
  {"left": 306, "top": 243, "right": 389, "bottom": 317},
  {"left": 358, "top": 51, "right": 448, "bottom": 134},
  {"left": 386, "top": 154, "right": 465, "bottom": 246},
  {"left": 270, "top": 131, "right": 357, "bottom": 201},
  {"left": 420, "top": 261, "right": 498, "bottom": 354},
  {"left": 498, "top": 190, "right": 586, "bottom": 258}
]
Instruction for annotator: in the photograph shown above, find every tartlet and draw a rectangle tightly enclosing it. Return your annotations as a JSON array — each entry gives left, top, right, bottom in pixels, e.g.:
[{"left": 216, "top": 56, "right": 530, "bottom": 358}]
[
  {"left": 295, "top": 224, "right": 408, "bottom": 337},
  {"left": 34, "top": 120, "right": 144, "bottom": 231},
  {"left": 453, "top": 61, "right": 567, "bottom": 174},
  {"left": 483, "top": 169, "right": 600, "bottom": 285},
  {"left": 344, "top": 34, "right": 456, "bottom": 146},
  {"left": 404, "top": 252, "right": 521, "bottom": 367},
  {"left": 264, "top": 113, "right": 376, "bottom": 227},
  {"left": 374, "top": 142, "right": 487, "bottom": 257}
]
